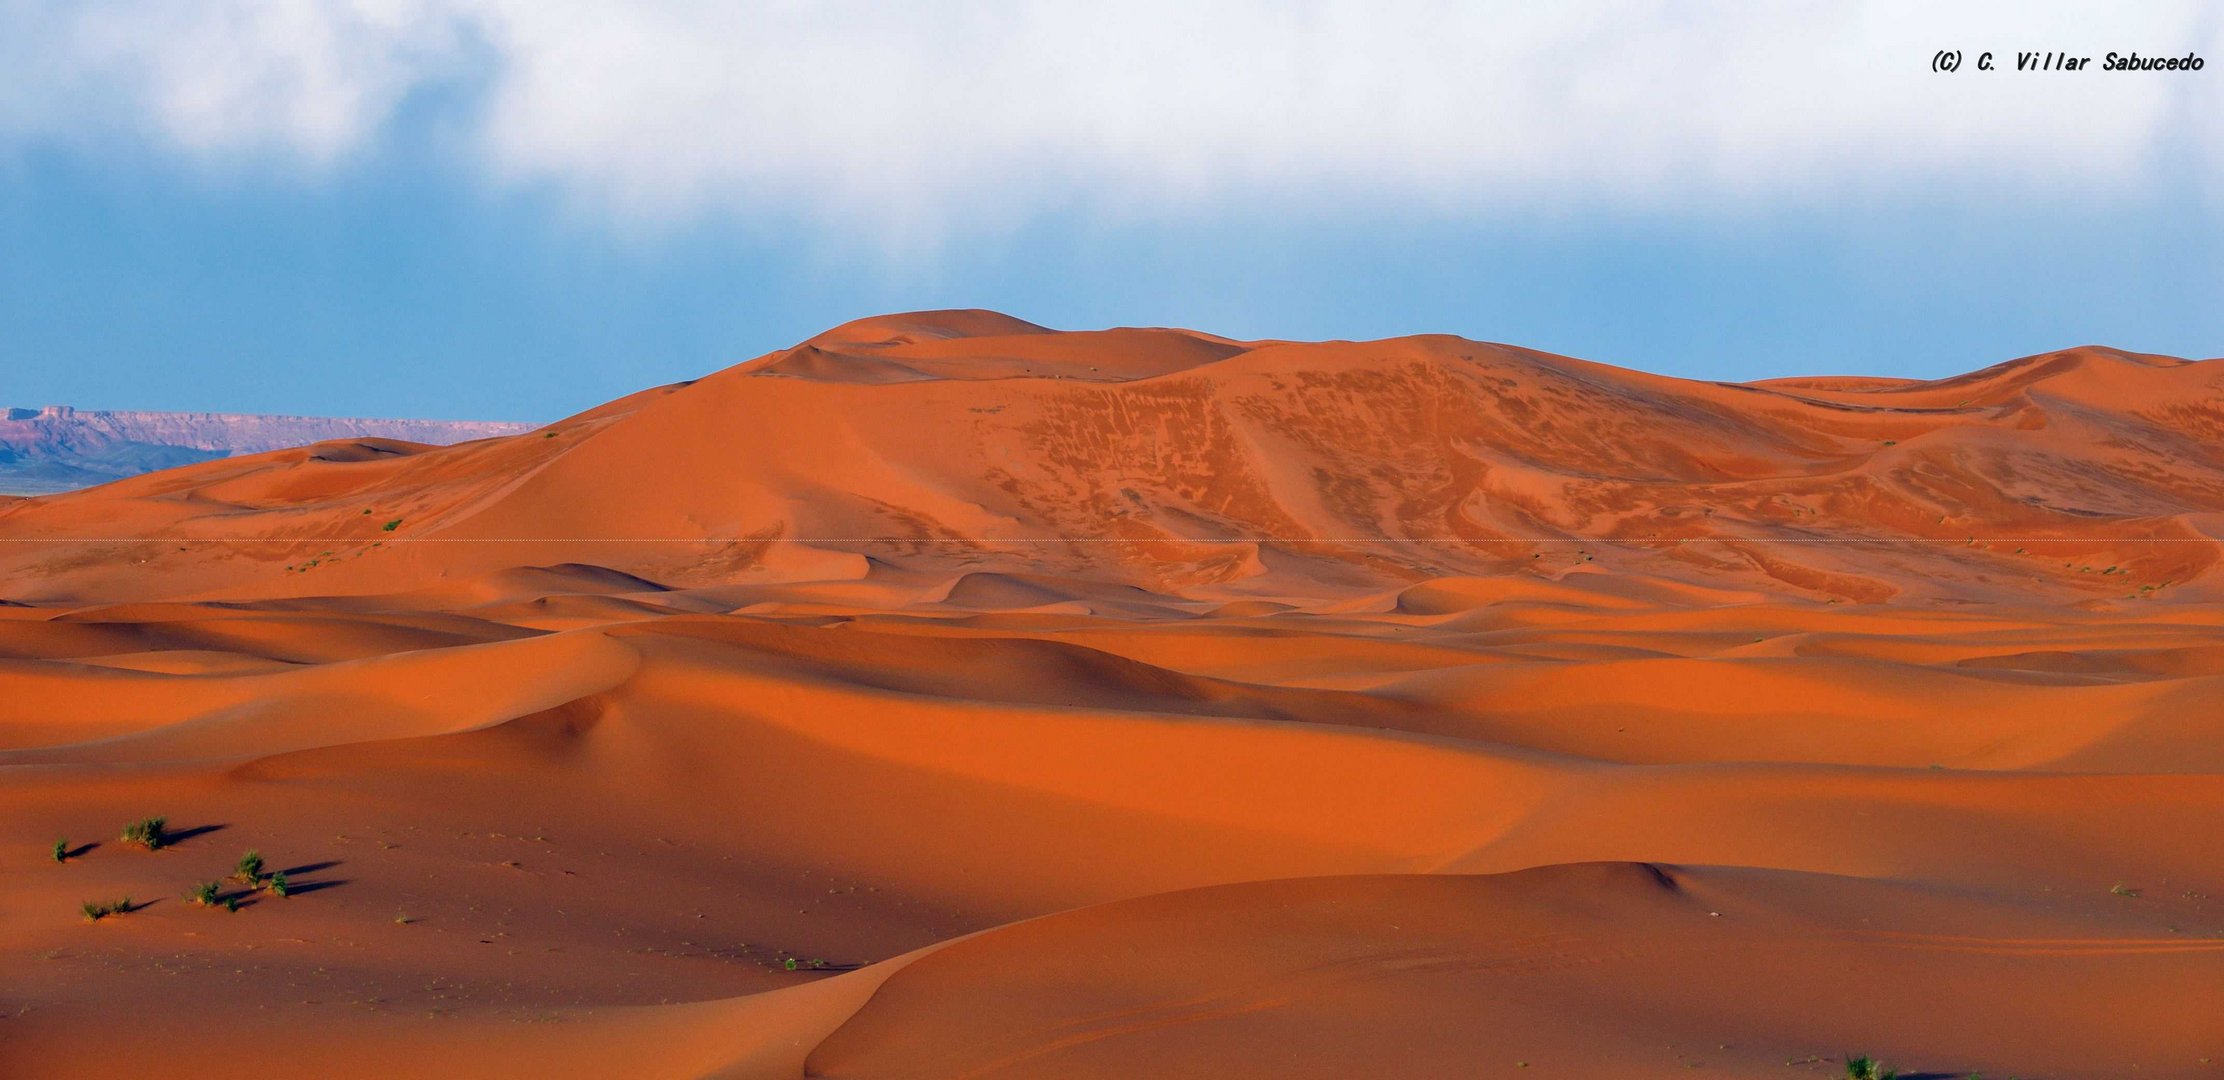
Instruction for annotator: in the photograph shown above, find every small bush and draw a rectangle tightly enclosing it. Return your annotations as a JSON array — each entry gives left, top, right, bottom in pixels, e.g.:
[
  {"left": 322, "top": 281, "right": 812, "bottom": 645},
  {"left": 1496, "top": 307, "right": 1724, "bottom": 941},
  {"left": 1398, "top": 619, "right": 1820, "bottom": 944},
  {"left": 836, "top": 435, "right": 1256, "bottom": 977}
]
[
  {"left": 81, "top": 897, "right": 132, "bottom": 921},
  {"left": 51, "top": 838, "right": 69, "bottom": 863},
  {"left": 382, "top": 519, "right": 403, "bottom": 532},
  {"left": 120, "top": 817, "right": 167, "bottom": 851},
  {"left": 186, "top": 881, "right": 222, "bottom": 907},
  {"left": 266, "top": 871, "right": 289, "bottom": 898},
  {"left": 233, "top": 850, "right": 266, "bottom": 885},
  {"left": 1844, "top": 1056, "right": 1897, "bottom": 1080}
]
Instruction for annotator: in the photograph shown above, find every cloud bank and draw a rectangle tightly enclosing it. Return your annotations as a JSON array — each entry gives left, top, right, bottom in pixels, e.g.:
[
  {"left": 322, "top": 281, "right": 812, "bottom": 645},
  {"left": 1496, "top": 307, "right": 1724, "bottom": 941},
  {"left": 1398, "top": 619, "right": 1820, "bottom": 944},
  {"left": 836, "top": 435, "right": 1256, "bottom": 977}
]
[{"left": 5, "top": 1, "right": 2220, "bottom": 232}]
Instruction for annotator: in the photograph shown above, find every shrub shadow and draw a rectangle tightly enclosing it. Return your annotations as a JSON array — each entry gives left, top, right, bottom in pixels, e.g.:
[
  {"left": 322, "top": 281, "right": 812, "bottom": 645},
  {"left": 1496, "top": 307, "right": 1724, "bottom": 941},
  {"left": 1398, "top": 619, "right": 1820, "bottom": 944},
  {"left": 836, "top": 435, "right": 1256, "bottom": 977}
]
[{"left": 165, "top": 823, "right": 227, "bottom": 845}]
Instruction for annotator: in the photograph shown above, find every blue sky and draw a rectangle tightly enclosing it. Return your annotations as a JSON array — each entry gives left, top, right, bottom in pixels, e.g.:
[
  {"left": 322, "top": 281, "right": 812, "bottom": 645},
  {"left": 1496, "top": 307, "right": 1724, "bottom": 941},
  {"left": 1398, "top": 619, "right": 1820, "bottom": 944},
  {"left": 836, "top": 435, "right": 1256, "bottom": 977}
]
[{"left": 3, "top": 3, "right": 2220, "bottom": 423}]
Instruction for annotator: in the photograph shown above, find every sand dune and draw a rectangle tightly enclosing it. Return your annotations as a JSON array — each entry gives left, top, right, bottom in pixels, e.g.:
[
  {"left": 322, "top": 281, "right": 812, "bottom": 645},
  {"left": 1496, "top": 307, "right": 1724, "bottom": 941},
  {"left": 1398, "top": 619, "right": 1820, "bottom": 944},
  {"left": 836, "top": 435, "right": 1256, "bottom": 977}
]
[
  {"left": 5, "top": 311, "right": 2219, "bottom": 606},
  {"left": 3, "top": 312, "right": 2220, "bottom": 1078}
]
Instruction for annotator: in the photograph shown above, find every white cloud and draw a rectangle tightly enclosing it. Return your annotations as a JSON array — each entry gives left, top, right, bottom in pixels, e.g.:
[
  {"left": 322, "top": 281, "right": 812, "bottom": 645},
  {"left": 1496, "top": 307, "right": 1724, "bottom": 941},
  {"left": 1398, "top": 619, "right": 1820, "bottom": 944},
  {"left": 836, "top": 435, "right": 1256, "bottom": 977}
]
[
  {"left": 4, "top": 0, "right": 462, "bottom": 164},
  {"left": 3, "top": 1, "right": 2219, "bottom": 233}
]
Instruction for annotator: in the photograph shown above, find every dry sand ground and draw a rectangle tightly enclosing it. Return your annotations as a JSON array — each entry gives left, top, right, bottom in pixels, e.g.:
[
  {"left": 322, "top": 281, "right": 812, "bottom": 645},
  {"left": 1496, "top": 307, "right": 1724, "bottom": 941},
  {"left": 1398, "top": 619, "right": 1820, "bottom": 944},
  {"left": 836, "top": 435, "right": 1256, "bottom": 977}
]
[{"left": 2, "top": 312, "right": 2220, "bottom": 1078}]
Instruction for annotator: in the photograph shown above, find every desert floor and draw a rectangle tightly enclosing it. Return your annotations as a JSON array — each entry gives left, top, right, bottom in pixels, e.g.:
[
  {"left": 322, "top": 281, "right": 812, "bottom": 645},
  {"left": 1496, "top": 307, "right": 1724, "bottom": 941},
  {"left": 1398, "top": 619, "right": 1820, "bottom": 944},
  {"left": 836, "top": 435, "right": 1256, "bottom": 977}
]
[{"left": 4, "top": 314, "right": 2220, "bottom": 1077}]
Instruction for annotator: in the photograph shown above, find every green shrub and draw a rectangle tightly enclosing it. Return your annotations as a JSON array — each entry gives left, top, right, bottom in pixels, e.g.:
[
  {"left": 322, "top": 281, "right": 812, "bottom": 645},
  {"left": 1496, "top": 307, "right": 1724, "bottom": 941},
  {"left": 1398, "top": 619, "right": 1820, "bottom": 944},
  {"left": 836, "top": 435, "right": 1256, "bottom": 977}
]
[
  {"left": 1844, "top": 1056, "right": 1898, "bottom": 1080},
  {"left": 382, "top": 519, "right": 403, "bottom": 532},
  {"left": 81, "top": 897, "right": 132, "bottom": 921},
  {"left": 186, "top": 881, "right": 222, "bottom": 907},
  {"left": 233, "top": 850, "right": 266, "bottom": 885},
  {"left": 120, "top": 817, "right": 167, "bottom": 851},
  {"left": 266, "top": 871, "right": 289, "bottom": 898},
  {"left": 51, "top": 838, "right": 69, "bottom": 863}
]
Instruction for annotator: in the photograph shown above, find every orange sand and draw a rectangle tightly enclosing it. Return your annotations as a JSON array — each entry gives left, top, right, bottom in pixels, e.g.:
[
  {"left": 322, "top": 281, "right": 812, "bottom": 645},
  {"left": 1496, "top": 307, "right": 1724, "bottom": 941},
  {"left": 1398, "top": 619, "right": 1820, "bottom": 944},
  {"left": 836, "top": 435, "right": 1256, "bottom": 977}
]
[{"left": 2, "top": 312, "right": 2219, "bottom": 1078}]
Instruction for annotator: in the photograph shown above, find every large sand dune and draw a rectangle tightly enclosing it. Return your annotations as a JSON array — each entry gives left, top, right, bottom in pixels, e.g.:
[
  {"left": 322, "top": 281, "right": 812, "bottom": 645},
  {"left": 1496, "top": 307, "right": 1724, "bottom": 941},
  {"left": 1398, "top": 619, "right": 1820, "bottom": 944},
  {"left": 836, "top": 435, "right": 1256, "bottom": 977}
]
[{"left": 2, "top": 312, "right": 2219, "bottom": 1078}]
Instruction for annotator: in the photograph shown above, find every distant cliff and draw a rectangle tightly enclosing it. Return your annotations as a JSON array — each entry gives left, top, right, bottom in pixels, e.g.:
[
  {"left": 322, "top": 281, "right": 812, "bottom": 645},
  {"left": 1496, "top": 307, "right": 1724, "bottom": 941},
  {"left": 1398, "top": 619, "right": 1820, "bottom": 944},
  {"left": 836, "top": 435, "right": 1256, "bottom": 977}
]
[{"left": 0, "top": 405, "right": 535, "bottom": 494}]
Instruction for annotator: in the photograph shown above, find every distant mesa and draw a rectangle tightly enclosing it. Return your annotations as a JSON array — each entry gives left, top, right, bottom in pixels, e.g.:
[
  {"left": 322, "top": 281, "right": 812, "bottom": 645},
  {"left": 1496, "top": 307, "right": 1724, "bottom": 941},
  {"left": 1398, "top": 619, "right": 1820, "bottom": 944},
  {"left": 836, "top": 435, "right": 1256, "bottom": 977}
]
[{"left": 0, "top": 405, "right": 533, "bottom": 495}]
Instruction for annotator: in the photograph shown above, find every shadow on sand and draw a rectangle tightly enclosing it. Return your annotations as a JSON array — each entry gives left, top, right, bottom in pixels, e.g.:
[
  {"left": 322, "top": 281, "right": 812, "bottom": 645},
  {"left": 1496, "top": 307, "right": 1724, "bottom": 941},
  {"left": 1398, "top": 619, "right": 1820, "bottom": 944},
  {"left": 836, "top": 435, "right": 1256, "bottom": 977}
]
[{"left": 164, "top": 823, "right": 227, "bottom": 845}]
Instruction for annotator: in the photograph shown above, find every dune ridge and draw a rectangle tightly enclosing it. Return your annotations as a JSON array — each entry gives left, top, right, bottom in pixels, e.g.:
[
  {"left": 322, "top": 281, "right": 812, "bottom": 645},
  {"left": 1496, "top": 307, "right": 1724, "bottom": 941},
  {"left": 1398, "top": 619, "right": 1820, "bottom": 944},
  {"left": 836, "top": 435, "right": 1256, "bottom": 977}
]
[{"left": 3, "top": 313, "right": 2220, "bottom": 1078}]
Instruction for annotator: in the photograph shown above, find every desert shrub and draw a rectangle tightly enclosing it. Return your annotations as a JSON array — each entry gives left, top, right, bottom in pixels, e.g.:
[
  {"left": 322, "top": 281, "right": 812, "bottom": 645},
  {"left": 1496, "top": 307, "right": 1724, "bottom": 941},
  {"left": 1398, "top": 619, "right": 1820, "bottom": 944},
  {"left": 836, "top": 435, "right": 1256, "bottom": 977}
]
[
  {"left": 1844, "top": 1056, "right": 1898, "bottom": 1080},
  {"left": 51, "top": 838, "right": 69, "bottom": 863},
  {"left": 233, "top": 850, "right": 266, "bottom": 885},
  {"left": 81, "top": 897, "right": 132, "bottom": 921},
  {"left": 266, "top": 871, "right": 289, "bottom": 898},
  {"left": 186, "top": 881, "right": 222, "bottom": 907},
  {"left": 120, "top": 817, "right": 167, "bottom": 851},
  {"left": 382, "top": 519, "right": 403, "bottom": 531}
]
